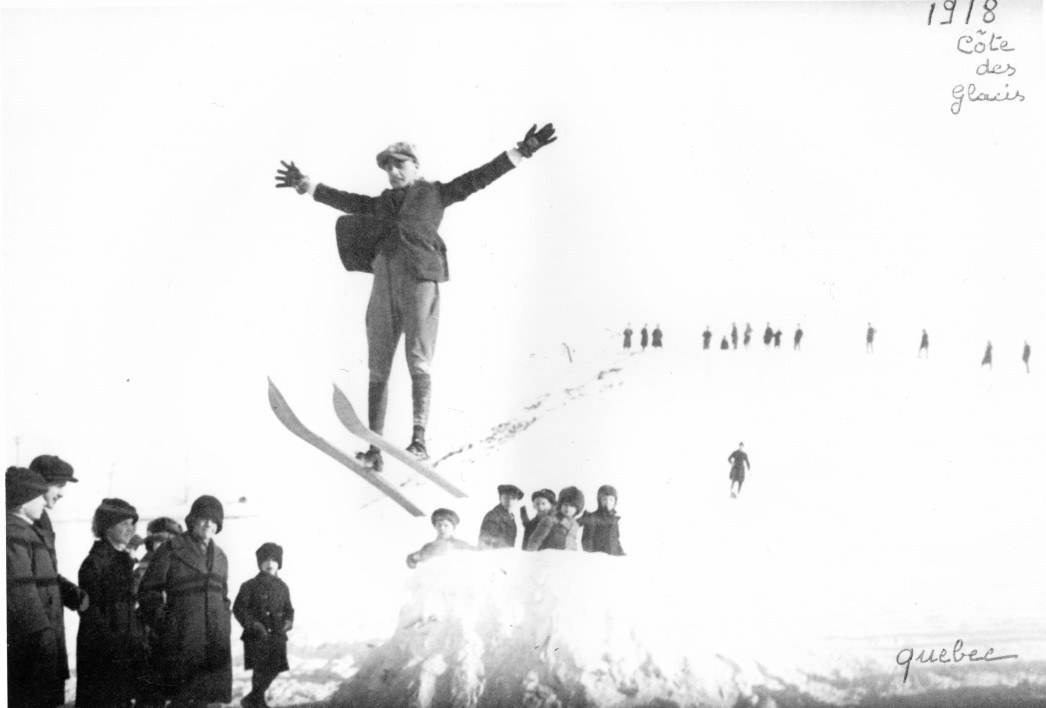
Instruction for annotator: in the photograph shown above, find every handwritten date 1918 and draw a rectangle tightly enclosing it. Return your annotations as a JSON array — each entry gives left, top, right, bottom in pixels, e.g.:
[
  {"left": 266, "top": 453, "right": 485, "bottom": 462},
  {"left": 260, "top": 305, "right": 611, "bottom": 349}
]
[{"left": 928, "top": 0, "right": 997, "bottom": 25}]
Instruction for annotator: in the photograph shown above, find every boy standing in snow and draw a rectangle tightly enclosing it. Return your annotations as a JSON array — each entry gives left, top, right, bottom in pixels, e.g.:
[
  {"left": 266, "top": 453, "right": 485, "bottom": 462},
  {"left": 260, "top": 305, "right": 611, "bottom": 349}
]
[
  {"left": 407, "top": 508, "right": 474, "bottom": 568},
  {"left": 520, "top": 489, "right": 556, "bottom": 550},
  {"left": 478, "top": 484, "right": 524, "bottom": 549},
  {"left": 275, "top": 124, "right": 557, "bottom": 471},
  {"left": 233, "top": 543, "right": 295, "bottom": 708},
  {"left": 728, "top": 443, "right": 751, "bottom": 498},
  {"left": 525, "top": 487, "right": 584, "bottom": 551},
  {"left": 581, "top": 485, "right": 625, "bottom": 556}
]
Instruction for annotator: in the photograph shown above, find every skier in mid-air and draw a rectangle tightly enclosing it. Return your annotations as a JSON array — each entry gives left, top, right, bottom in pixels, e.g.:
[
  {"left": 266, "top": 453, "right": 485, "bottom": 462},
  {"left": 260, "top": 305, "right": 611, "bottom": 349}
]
[
  {"left": 728, "top": 443, "right": 750, "bottom": 498},
  {"left": 622, "top": 324, "right": 633, "bottom": 350},
  {"left": 918, "top": 329, "right": 929, "bottom": 358},
  {"left": 275, "top": 123, "right": 557, "bottom": 470}
]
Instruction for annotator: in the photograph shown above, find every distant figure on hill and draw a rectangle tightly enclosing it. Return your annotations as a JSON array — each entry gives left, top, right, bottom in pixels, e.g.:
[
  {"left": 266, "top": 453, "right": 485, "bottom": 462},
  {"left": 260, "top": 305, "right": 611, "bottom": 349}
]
[
  {"left": 406, "top": 509, "right": 474, "bottom": 568},
  {"left": 622, "top": 324, "right": 633, "bottom": 350},
  {"left": 1023, "top": 341, "right": 1031, "bottom": 373},
  {"left": 773, "top": 330, "right": 782, "bottom": 348},
  {"left": 478, "top": 484, "right": 524, "bottom": 549},
  {"left": 640, "top": 325, "right": 649, "bottom": 351},
  {"left": 919, "top": 329, "right": 929, "bottom": 358},
  {"left": 866, "top": 323, "right": 876, "bottom": 353},
  {"left": 763, "top": 323, "right": 773, "bottom": 347},
  {"left": 728, "top": 443, "right": 751, "bottom": 499},
  {"left": 743, "top": 322, "right": 753, "bottom": 348},
  {"left": 652, "top": 325, "right": 663, "bottom": 349},
  {"left": 981, "top": 341, "right": 993, "bottom": 369},
  {"left": 794, "top": 325, "right": 803, "bottom": 350},
  {"left": 730, "top": 323, "right": 738, "bottom": 350},
  {"left": 720, "top": 336, "right": 729, "bottom": 350},
  {"left": 702, "top": 327, "right": 712, "bottom": 350}
]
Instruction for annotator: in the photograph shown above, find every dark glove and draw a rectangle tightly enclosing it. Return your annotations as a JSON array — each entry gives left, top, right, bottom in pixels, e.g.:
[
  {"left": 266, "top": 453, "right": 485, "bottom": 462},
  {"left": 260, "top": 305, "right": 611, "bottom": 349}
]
[
  {"left": 516, "top": 123, "right": 557, "bottom": 158},
  {"left": 275, "top": 160, "right": 307, "bottom": 192}
]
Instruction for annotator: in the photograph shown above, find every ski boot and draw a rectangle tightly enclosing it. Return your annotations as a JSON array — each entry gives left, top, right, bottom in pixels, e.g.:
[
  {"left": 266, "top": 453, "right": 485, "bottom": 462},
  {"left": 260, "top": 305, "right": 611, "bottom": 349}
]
[
  {"left": 405, "top": 426, "right": 429, "bottom": 461},
  {"left": 356, "top": 445, "right": 384, "bottom": 472}
]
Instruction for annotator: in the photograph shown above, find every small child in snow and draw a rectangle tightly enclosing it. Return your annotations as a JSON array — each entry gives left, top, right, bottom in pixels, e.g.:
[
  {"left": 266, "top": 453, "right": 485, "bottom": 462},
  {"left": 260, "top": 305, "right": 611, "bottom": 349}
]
[
  {"left": 233, "top": 542, "right": 295, "bottom": 708},
  {"left": 525, "top": 487, "right": 584, "bottom": 551},
  {"left": 581, "top": 485, "right": 625, "bottom": 556},
  {"left": 478, "top": 484, "right": 524, "bottom": 549},
  {"left": 520, "top": 488, "right": 556, "bottom": 550},
  {"left": 406, "top": 508, "right": 475, "bottom": 568}
]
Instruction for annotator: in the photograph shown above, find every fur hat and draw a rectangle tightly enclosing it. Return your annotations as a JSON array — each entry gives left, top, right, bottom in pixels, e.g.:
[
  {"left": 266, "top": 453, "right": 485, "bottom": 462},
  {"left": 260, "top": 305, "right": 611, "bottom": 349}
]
[
  {"left": 497, "top": 484, "right": 524, "bottom": 500},
  {"left": 256, "top": 542, "right": 284, "bottom": 569},
  {"left": 147, "top": 517, "right": 183, "bottom": 536},
  {"left": 29, "top": 455, "right": 78, "bottom": 484},
  {"left": 376, "top": 142, "right": 419, "bottom": 168},
  {"left": 91, "top": 498, "right": 138, "bottom": 537},
  {"left": 531, "top": 488, "right": 556, "bottom": 505},
  {"left": 597, "top": 485, "right": 618, "bottom": 500},
  {"left": 5, "top": 467, "right": 50, "bottom": 508},
  {"left": 557, "top": 486, "right": 585, "bottom": 513},
  {"left": 430, "top": 508, "right": 460, "bottom": 528},
  {"left": 185, "top": 494, "right": 224, "bottom": 533}
]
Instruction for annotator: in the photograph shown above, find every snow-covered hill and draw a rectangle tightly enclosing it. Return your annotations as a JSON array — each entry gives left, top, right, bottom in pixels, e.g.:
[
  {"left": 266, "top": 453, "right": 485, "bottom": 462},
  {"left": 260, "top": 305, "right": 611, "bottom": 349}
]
[{"left": 49, "top": 339, "right": 1046, "bottom": 706}]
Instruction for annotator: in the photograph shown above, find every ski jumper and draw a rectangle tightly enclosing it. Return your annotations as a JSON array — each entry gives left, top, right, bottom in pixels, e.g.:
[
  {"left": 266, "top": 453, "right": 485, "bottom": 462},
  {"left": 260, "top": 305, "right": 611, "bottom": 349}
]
[{"left": 313, "top": 152, "right": 519, "bottom": 434}]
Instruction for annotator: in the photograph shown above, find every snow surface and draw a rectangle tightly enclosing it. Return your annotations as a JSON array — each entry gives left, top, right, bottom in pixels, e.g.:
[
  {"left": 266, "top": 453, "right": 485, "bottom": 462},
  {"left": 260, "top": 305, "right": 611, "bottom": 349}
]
[{"left": 44, "top": 338, "right": 1046, "bottom": 706}]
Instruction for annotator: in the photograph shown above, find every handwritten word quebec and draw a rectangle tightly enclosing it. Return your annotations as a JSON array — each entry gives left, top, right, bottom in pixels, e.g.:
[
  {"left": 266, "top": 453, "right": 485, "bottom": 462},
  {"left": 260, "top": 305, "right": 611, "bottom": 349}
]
[{"left": 896, "top": 639, "right": 1019, "bottom": 683}]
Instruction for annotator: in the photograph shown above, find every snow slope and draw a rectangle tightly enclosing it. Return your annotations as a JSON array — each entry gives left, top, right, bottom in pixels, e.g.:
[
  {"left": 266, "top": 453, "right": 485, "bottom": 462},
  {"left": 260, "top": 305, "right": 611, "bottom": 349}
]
[{"left": 47, "top": 336, "right": 1046, "bottom": 706}]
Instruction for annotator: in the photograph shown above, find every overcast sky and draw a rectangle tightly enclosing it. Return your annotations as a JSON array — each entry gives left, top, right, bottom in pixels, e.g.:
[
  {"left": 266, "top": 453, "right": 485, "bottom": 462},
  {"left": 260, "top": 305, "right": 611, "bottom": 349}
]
[{"left": 2, "top": 2, "right": 1042, "bottom": 505}]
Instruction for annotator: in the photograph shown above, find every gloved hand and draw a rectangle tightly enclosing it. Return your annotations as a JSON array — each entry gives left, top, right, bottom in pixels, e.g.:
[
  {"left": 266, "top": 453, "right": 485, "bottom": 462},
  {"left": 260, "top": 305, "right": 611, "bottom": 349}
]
[
  {"left": 516, "top": 123, "right": 557, "bottom": 158},
  {"left": 275, "top": 160, "right": 309, "bottom": 194}
]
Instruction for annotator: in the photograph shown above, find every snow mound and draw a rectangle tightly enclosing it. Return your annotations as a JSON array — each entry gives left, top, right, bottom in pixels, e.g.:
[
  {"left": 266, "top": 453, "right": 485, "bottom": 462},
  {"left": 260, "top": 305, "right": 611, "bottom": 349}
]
[{"left": 332, "top": 550, "right": 749, "bottom": 708}]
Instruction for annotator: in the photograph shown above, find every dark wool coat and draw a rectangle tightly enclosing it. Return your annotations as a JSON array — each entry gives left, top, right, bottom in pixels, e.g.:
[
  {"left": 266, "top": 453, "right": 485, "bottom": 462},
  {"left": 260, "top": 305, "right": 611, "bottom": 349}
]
[
  {"left": 702, "top": 331, "right": 712, "bottom": 348},
  {"left": 652, "top": 328, "right": 663, "bottom": 347},
  {"left": 640, "top": 328, "right": 649, "bottom": 347},
  {"left": 6, "top": 512, "right": 68, "bottom": 708},
  {"left": 581, "top": 509, "right": 625, "bottom": 556},
  {"left": 729, "top": 450, "right": 750, "bottom": 482},
  {"left": 138, "top": 533, "right": 232, "bottom": 704},
  {"left": 622, "top": 328, "right": 633, "bottom": 347},
  {"left": 76, "top": 540, "right": 149, "bottom": 707},
  {"left": 406, "top": 538, "right": 475, "bottom": 568},
  {"left": 519, "top": 507, "right": 551, "bottom": 550},
  {"left": 36, "top": 510, "right": 85, "bottom": 611},
  {"left": 233, "top": 573, "right": 295, "bottom": 673},
  {"left": 525, "top": 513, "right": 581, "bottom": 551},
  {"left": 478, "top": 504, "right": 518, "bottom": 549},
  {"left": 318, "top": 153, "right": 517, "bottom": 282}
]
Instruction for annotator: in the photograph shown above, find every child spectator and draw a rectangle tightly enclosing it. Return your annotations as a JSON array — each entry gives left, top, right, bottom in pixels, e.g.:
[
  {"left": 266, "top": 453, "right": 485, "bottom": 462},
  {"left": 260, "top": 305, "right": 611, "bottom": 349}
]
[
  {"left": 406, "top": 509, "right": 474, "bottom": 568},
  {"left": 525, "top": 487, "right": 584, "bottom": 551},
  {"left": 520, "top": 489, "right": 556, "bottom": 550},
  {"left": 132, "top": 517, "right": 183, "bottom": 595},
  {"left": 581, "top": 485, "right": 625, "bottom": 556},
  {"left": 233, "top": 543, "right": 295, "bottom": 708},
  {"left": 76, "top": 498, "right": 149, "bottom": 708},
  {"left": 478, "top": 484, "right": 524, "bottom": 549}
]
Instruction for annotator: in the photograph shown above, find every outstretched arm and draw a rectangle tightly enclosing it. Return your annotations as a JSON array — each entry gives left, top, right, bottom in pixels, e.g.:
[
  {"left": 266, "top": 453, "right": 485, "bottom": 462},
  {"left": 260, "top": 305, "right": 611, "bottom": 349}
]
[
  {"left": 275, "top": 159, "right": 380, "bottom": 214},
  {"left": 439, "top": 122, "right": 557, "bottom": 207}
]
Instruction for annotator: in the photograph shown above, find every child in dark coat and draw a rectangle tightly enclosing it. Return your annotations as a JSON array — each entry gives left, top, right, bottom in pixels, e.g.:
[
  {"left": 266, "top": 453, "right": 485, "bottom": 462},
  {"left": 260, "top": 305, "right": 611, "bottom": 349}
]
[
  {"left": 407, "top": 509, "right": 475, "bottom": 568},
  {"left": 525, "top": 487, "right": 585, "bottom": 551},
  {"left": 581, "top": 485, "right": 625, "bottom": 556},
  {"left": 478, "top": 484, "right": 524, "bottom": 549},
  {"left": 233, "top": 543, "right": 295, "bottom": 708},
  {"left": 520, "top": 489, "right": 556, "bottom": 550}
]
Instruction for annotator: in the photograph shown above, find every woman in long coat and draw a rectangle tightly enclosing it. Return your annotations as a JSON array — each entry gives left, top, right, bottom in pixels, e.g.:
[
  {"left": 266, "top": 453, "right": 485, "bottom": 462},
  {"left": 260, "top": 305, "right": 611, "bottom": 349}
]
[
  {"left": 138, "top": 495, "right": 232, "bottom": 707},
  {"left": 76, "top": 498, "right": 149, "bottom": 707},
  {"left": 6, "top": 467, "right": 69, "bottom": 708}
]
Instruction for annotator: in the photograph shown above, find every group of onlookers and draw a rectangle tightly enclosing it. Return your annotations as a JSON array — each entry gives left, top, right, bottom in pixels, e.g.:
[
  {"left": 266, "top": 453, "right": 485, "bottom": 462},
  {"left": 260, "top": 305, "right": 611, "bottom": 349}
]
[
  {"left": 6, "top": 457, "right": 293, "bottom": 708},
  {"left": 622, "top": 324, "right": 663, "bottom": 351},
  {"left": 406, "top": 483, "right": 624, "bottom": 569},
  {"left": 700, "top": 322, "right": 803, "bottom": 351}
]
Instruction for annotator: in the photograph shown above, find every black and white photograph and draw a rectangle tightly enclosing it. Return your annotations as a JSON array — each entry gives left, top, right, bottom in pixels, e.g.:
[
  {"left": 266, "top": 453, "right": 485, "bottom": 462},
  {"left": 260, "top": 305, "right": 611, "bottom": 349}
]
[{"left": 3, "top": 1, "right": 1044, "bottom": 706}]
